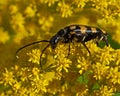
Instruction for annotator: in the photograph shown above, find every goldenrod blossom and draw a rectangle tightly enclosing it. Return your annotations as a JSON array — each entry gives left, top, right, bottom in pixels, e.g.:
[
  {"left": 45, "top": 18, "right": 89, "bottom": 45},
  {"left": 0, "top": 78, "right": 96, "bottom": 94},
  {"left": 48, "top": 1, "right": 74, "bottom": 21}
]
[
  {"left": 30, "top": 74, "right": 48, "bottom": 93},
  {"left": 55, "top": 57, "right": 72, "bottom": 73},
  {"left": 94, "top": 85, "right": 114, "bottom": 96},
  {"left": 40, "top": 0, "right": 58, "bottom": 7},
  {"left": 13, "top": 26, "right": 28, "bottom": 44},
  {"left": 2, "top": 68, "right": 15, "bottom": 86},
  {"left": 27, "top": 49, "right": 45, "bottom": 65},
  {"left": 74, "top": 0, "right": 89, "bottom": 8},
  {"left": 53, "top": 45, "right": 72, "bottom": 73},
  {"left": 9, "top": 5, "right": 18, "bottom": 14},
  {"left": 10, "top": 12, "right": 25, "bottom": 29},
  {"left": 57, "top": 2, "right": 73, "bottom": 18},
  {"left": 0, "top": 27, "right": 10, "bottom": 44},
  {"left": 107, "top": 67, "right": 120, "bottom": 84},
  {"left": 77, "top": 57, "right": 90, "bottom": 74},
  {"left": 38, "top": 16, "right": 54, "bottom": 31},
  {"left": 1, "top": 0, "right": 120, "bottom": 95},
  {"left": 92, "top": 62, "right": 109, "bottom": 80},
  {"left": 96, "top": 46, "right": 116, "bottom": 65},
  {"left": 24, "top": 4, "right": 37, "bottom": 18}
]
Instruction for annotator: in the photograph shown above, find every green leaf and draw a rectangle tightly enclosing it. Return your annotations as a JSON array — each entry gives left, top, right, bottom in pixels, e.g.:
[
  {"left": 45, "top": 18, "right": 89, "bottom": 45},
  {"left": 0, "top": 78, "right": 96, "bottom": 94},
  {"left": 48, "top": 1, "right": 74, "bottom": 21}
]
[
  {"left": 78, "top": 75, "right": 84, "bottom": 84},
  {"left": 98, "top": 34, "right": 120, "bottom": 49},
  {"left": 107, "top": 34, "right": 120, "bottom": 49},
  {"left": 113, "top": 92, "right": 120, "bottom": 96},
  {"left": 92, "top": 83, "right": 100, "bottom": 90},
  {"left": 77, "top": 70, "right": 93, "bottom": 84}
]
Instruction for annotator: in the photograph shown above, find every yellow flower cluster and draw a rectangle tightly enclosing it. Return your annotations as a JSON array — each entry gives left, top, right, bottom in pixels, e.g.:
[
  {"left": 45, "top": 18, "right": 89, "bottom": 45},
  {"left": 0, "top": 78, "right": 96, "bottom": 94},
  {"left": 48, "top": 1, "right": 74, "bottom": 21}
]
[
  {"left": 57, "top": 2, "right": 73, "bottom": 18},
  {"left": 0, "top": 0, "right": 120, "bottom": 95},
  {"left": 27, "top": 49, "right": 42, "bottom": 65},
  {"left": 107, "top": 67, "right": 120, "bottom": 84},
  {"left": 40, "top": 0, "right": 58, "bottom": 7},
  {"left": 0, "top": 28, "right": 10, "bottom": 44},
  {"left": 24, "top": 4, "right": 37, "bottom": 18},
  {"left": 77, "top": 56, "right": 91, "bottom": 74},
  {"left": 0, "top": 65, "right": 55, "bottom": 95},
  {"left": 0, "top": 41, "right": 118, "bottom": 95},
  {"left": 94, "top": 85, "right": 114, "bottom": 96},
  {"left": 1, "top": 0, "right": 120, "bottom": 44},
  {"left": 53, "top": 44, "right": 72, "bottom": 73},
  {"left": 38, "top": 16, "right": 54, "bottom": 31},
  {"left": 74, "top": 0, "right": 89, "bottom": 8},
  {"left": 92, "top": 62, "right": 109, "bottom": 80}
]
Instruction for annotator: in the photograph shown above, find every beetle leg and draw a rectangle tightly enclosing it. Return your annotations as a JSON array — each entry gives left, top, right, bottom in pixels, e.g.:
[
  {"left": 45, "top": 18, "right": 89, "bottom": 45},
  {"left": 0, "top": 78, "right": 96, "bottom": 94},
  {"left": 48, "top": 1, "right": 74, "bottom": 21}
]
[
  {"left": 94, "top": 38, "right": 99, "bottom": 46},
  {"left": 81, "top": 42, "right": 91, "bottom": 55},
  {"left": 82, "top": 35, "right": 86, "bottom": 41},
  {"left": 40, "top": 44, "right": 50, "bottom": 70},
  {"left": 67, "top": 44, "right": 70, "bottom": 57},
  {"left": 96, "top": 41, "right": 99, "bottom": 46}
]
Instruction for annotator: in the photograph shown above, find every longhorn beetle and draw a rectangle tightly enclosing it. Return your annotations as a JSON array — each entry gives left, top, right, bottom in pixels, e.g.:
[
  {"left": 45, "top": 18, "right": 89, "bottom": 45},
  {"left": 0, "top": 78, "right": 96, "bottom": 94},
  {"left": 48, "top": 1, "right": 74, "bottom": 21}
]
[{"left": 16, "top": 25, "right": 109, "bottom": 69}]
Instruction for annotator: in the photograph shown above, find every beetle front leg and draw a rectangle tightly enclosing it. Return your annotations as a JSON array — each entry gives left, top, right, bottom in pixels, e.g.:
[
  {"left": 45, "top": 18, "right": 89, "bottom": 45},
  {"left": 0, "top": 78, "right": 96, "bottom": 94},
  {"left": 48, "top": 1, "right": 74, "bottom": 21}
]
[{"left": 81, "top": 42, "right": 91, "bottom": 55}]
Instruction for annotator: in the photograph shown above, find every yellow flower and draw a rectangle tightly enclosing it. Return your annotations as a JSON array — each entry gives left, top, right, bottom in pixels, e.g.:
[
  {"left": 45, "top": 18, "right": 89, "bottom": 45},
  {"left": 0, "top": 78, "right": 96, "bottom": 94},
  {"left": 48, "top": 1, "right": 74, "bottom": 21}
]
[
  {"left": 107, "top": 67, "right": 120, "bottom": 84},
  {"left": 24, "top": 4, "right": 37, "bottom": 18},
  {"left": 92, "top": 62, "right": 109, "bottom": 80},
  {"left": 74, "top": 0, "right": 89, "bottom": 8},
  {"left": 25, "top": 23, "right": 37, "bottom": 36},
  {"left": 27, "top": 49, "right": 45, "bottom": 65},
  {"left": 112, "top": 29, "right": 120, "bottom": 44},
  {"left": 2, "top": 68, "right": 15, "bottom": 86},
  {"left": 77, "top": 57, "right": 90, "bottom": 74},
  {"left": 1, "top": 0, "right": 120, "bottom": 95},
  {"left": 38, "top": 16, "right": 54, "bottom": 31},
  {"left": 0, "top": 27, "right": 10, "bottom": 44},
  {"left": 13, "top": 81, "right": 21, "bottom": 91},
  {"left": 13, "top": 26, "right": 28, "bottom": 44},
  {"left": 97, "top": 18, "right": 120, "bottom": 44},
  {"left": 30, "top": 72, "right": 50, "bottom": 93},
  {"left": 55, "top": 57, "right": 72, "bottom": 73},
  {"left": 97, "top": 46, "right": 116, "bottom": 65},
  {"left": 9, "top": 5, "right": 18, "bottom": 14},
  {"left": 0, "top": 93, "right": 5, "bottom": 96},
  {"left": 57, "top": 2, "right": 73, "bottom": 18},
  {"left": 40, "top": 0, "right": 58, "bottom": 7},
  {"left": 10, "top": 12, "right": 25, "bottom": 29},
  {"left": 95, "top": 85, "right": 114, "bottom": 96},
  {"left": 32, "top": 67, "right": 40, "bottom": 76},
  {"left": 53, "top": 45, "right": 72, "bottom": 73},
  {"left": 43, "top": 71, "right": 55, "bottom": 81},
  {"left": 18, "top": 67, "right": 30, "bottom": 82},
  {"left": 115, "top": 50, "right": 120, "bottom": 66},
  {"left": 76, "top": 88, "right": 88, "bottom": 96}
]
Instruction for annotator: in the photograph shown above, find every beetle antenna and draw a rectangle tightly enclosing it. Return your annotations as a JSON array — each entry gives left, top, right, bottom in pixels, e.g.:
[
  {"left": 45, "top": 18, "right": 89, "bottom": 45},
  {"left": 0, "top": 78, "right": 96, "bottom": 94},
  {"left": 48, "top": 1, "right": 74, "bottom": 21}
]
[
  {"left": 16, "top": 40, "right": 50, "bottom": 59},
  {"left": 40, "top": 44, "right": 50, "bottom": 69}
]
